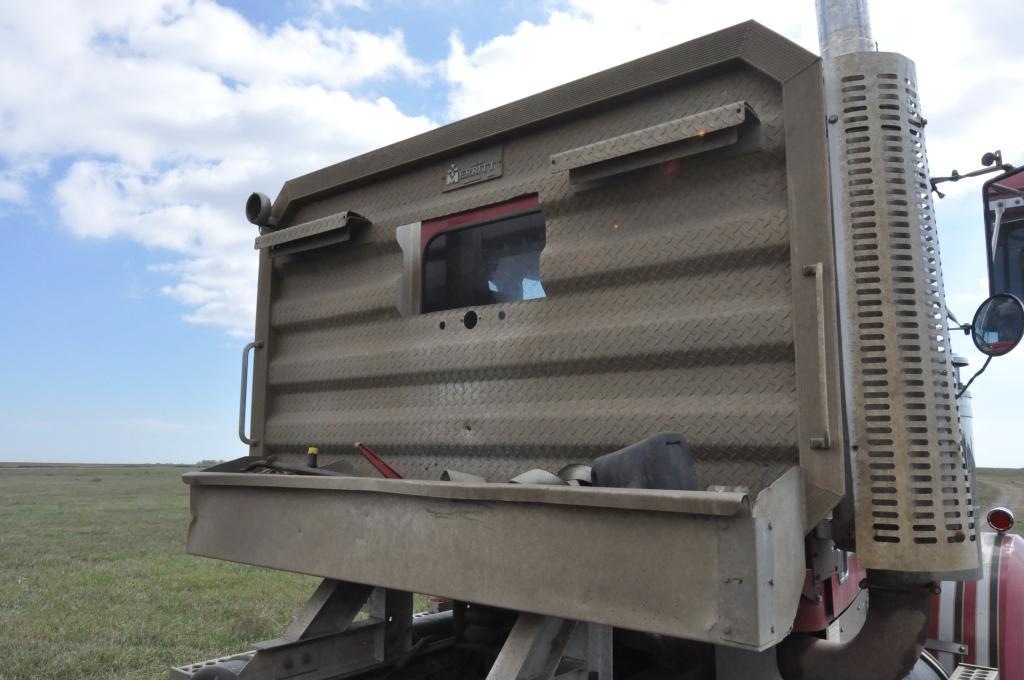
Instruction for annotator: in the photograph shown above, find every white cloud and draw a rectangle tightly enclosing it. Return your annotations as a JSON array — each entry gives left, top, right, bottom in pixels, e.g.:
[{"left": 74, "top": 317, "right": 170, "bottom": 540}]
[
  {"left": 0, "top": 177, "right": 28, "bottom": 204},
  {"left": 0, "top": 159, "right": 49, "bottom": 206},
  {"left": 443, "top": 0, "right": 817, "bottom": 119},
  {"left": 0, "top": 0, "right": 435, "bottom": 334},
  {"left": 869, "top": 0, "right": 1024, "bottom": 200},
  {"left": 127, "top": 3, "right": 425, "bottom": 89}
]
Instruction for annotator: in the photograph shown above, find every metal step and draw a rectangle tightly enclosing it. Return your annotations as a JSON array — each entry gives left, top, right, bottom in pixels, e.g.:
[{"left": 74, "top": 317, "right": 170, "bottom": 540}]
[{"left": 950, "top": 664, "right": 999, "bottom": 680}]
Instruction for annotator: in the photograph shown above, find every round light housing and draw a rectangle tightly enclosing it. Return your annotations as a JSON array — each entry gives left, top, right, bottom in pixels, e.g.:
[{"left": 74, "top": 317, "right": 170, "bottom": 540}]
[
  {"left": 245, "top": 191, "right": 272, "bottom": 226},
  {"left": 987, "top": 506, "right": 1015, "bottom": 533}
]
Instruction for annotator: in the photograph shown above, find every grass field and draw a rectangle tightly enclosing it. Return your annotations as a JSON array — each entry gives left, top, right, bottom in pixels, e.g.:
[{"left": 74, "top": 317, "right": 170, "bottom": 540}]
[
  {"left": 0, "top": 464, "right": 320, "bottom": 680},
  {"left": 976, "top": 467, "right": 1024, "bottom": 527}
]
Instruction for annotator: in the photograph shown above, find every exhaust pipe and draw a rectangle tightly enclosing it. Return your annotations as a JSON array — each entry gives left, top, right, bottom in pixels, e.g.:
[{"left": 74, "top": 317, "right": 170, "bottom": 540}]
[
  {"left": 778, "top": 574, "right": 935, "bottom": 680},
  {"left": 815, "top": 0, "right": 873, "bottom": 60}
]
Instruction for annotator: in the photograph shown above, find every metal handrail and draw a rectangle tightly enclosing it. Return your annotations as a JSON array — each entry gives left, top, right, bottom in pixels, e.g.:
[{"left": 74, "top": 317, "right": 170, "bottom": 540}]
[{"left": 239, "top": 341, "right": 263, "bottom": 446}]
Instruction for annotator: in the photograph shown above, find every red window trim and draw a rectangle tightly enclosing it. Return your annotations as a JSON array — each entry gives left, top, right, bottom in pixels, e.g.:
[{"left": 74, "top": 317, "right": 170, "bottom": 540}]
[{"left": 419, "top": 194, "right": 540, "bottom": 250}]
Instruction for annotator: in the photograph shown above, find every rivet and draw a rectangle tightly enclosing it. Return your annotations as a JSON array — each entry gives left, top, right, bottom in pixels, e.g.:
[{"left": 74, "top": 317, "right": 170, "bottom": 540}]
[{"left": 828, "top": 114, "right": 839, "bottom": 124}]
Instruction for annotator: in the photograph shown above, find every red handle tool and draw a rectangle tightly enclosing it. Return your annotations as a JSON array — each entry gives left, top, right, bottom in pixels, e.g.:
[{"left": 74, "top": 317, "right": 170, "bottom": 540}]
[{"left": 354, "top": 441, "right": 403, "bottom": 479}]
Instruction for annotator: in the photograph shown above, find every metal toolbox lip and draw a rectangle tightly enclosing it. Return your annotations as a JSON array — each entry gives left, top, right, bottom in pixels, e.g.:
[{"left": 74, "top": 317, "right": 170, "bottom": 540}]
[
  {"left": 184, "top": 467, "right": 805, "bottom": 649},
  {"left": 183, "top": 470, "right": 750, "bottom": 517}
]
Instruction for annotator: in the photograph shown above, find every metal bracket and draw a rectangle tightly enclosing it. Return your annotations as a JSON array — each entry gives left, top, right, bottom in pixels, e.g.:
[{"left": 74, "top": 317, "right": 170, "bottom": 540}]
[
  {"left": 549, "top": 101, "right": 755, "bottom": 185},
  {"left": 802, "top": 263, "right": 831, "bottom": 450},
  {"left": 485, "top": 614, "right": 610, "bottom": 680},
  {"left": 254, "top": 211, "right": 369, "bottom": 257},
  {"left": 925, "top": 637, "right": 969, "bottom": 657},
  {"left": 281, "top": 578, "right": 373, "bottom": 641},
  {"left": 238, "top": 580, "right": 409, "bottom": 680},
  {"left": 238, "top": 341, "right": 263, "bottom": 446},
  {"left": 394, "top": 222, "right": 422, "bottom": 318},
  {"left": 825, "top": 589, "right": 868, "bottom": 643}
]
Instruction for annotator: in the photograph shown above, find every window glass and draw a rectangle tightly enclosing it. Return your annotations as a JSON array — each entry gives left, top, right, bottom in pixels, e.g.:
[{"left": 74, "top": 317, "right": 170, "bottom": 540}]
[
  {"left": 993, "top": 218, "right": 1024, "bottom": 300},
  {"left": 422, "top": 211, "right": 546, "bottom": 313}
]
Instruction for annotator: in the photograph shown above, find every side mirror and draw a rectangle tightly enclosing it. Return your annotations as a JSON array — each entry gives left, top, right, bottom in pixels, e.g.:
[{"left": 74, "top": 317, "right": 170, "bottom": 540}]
[
  {"left": 971, "top": 293, "right": 1024, "bottom": 357},
  {"left": 984, "top": 166, "right": 1024, "bottom": 299}
]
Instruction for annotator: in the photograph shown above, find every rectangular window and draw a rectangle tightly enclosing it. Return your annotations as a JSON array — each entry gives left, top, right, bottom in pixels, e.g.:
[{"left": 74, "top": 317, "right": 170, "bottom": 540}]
[
  {"left": 421, "top": 198, "right": 546, "bottom": 314},
  {"left": 993, "top": 217, "right": 1024, "bottom": 300}
]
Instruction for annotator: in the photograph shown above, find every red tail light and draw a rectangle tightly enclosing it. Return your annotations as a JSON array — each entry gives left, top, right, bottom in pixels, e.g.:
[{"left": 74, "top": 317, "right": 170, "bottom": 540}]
[{"left": 987, "top": 507, "right": 1015, "bottom": 533}]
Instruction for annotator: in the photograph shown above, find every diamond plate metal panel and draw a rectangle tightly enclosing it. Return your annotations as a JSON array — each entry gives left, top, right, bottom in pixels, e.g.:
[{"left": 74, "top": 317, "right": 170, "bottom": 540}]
[{"left": 242, "top": 36, "right": 843, "bottom": 525}]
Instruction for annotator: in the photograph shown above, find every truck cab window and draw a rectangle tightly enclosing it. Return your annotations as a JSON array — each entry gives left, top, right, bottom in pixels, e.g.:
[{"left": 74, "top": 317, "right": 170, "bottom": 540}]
[
  {"left": 421, "top": 209, "right": 546, "bottom": 314},
  {"left": 992, "top": 217, "right": 1024, "bottom": 299}
]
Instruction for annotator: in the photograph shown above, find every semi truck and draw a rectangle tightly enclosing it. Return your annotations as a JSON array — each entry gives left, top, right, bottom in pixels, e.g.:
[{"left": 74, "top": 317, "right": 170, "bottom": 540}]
[{"left": 172, "top": 1, "right": 1024, "bottom": 678}]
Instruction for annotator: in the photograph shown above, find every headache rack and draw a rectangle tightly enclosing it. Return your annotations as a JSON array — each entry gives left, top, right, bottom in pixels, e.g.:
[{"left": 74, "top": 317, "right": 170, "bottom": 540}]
[{"left": 178, "top": 17, "right": 977, "bottom": 680}]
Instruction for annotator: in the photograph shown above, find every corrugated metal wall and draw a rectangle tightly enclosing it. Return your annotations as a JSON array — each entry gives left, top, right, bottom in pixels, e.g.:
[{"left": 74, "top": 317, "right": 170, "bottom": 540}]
[{"left": 256, "top": 66, "right": 809, "bottom": 497}]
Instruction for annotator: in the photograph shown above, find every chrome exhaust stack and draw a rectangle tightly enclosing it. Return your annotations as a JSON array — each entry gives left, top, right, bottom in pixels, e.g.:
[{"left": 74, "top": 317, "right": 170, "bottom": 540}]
[
  {"left": 816, "top": 0, "right": 979, "bottom": 580},
  {"left": 779, "top": 2, "right": 981, "bottom": 677}
]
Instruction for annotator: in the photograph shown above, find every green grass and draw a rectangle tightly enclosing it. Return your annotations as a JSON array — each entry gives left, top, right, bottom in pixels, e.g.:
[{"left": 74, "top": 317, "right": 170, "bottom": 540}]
[
  {"left": 976, "top": 467, "right": 1024, "bottom": 479},
  {"left": 977, "top": 479, "right": 1001, "bottom": 515},
  {"left": 0, "top": 464, "right": 320, "bottom": 680}
]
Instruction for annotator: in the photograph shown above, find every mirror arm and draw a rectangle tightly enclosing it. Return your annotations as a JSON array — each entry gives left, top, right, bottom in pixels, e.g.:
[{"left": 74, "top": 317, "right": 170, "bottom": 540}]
[
  {"left": 947, "top": 309, "right": 971, "bottom": 335},
  {"left": 930, "top": 160, "right": 1016, "bottom": 198},
  {"left": 956, "top": 356, "right": 992, "bottom": 399}
]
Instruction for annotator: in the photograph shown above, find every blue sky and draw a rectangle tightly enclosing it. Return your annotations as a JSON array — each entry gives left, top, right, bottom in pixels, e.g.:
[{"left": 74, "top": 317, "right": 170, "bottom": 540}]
[{"left": 0, "top": 0, "right": 1021, "bottom": 466}]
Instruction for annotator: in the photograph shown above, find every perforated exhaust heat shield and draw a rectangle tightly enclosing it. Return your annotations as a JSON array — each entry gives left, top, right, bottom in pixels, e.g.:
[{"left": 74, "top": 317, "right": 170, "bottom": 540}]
[{"left": 825, "top": 51, "right": 980, "bottom": 576}]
